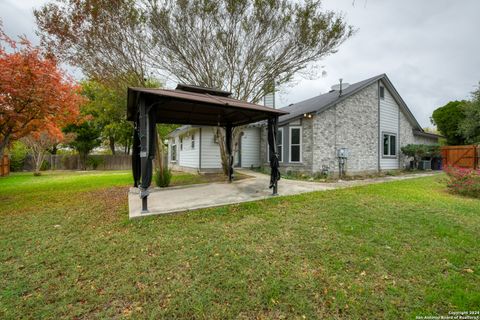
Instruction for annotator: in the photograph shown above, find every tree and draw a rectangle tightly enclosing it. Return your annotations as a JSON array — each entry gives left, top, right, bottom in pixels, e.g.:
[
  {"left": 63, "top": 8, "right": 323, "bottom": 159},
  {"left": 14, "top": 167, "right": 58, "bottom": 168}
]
[
  {"left": 22, "top": 131, "right": 64, "bottom": 175},
  {"left": 81, "top": 80, "right": 133, "bottom": 155},
  {"left": 431, "top": 100, "right": 467, "bottom": 145},
  {"left": 63, "top": 121, "right": 102, "bottom": 170},
  {"left": 0, "top": 22, "right": 82, "bottom": 160},
  {"left": 34, "top": 0, "right": 151, "bottom": 91},
  {"left": 35, "top": 0, "right": 354, "bottom": 175},
  {"left": 459, "top": 83, "right": 480, "bottom": 144}
]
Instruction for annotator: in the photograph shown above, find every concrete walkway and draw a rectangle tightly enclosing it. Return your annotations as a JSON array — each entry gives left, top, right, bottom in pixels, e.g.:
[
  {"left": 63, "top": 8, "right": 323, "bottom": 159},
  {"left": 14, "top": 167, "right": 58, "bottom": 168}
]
[{"left": 128, "top": 170, "right": 439, "bottom": 218}]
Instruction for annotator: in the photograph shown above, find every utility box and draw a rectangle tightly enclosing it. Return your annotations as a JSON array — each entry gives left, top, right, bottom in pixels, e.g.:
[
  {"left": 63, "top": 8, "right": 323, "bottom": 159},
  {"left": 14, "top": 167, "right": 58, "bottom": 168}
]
[{"left": 337, "top": 148, "right": 349, "bottom": 158}]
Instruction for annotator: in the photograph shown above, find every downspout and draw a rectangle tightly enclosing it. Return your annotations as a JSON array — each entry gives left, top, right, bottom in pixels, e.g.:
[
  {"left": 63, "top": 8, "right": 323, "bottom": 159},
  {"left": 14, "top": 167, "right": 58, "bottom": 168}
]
[
  {"left": 199, "top": 128, "right": 202, "bottom": 171},
  {"left": 377, "top": 81, "right": 381, "bottom": 172},
  {"left": 398, "top": 103, "right": 401, "bottom": 169}
]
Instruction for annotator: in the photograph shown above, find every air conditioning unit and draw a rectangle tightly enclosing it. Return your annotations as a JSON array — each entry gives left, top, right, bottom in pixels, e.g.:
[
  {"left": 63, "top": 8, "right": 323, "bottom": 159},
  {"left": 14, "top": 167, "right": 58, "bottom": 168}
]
[{"left": 418, "top": 160, "right": 431, "bottom": 170}]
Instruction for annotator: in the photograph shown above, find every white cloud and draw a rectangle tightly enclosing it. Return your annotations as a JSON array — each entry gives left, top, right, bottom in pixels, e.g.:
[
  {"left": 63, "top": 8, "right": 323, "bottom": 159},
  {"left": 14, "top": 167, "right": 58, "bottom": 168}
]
[{"left": 277, "top": 0, "right": 480, "bottom": 127}]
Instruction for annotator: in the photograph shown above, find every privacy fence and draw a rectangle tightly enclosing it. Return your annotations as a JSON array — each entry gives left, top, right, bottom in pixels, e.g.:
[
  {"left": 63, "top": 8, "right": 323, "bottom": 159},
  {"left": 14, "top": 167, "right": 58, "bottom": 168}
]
[
  {"left": 441, "top": 145, "right": 479, "bottom": 170},
  {"left": 17, "top": 154, "right": 132, "bottom": 171}
]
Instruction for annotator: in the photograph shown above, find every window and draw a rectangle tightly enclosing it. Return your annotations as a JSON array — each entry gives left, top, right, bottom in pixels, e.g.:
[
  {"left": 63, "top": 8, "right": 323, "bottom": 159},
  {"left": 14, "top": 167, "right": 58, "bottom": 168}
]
[
  {"left": 191, "top": 134, "right": 195, "bottom": 149},
  {"left": 180, "top": 137, "right": 183, "bottom": 151},
  {"left": 267, "top": 128, "right": 283, "bottom": 162},
  {"left": 383, "top": 133, "right": 397, "bottom": 157},
  {"left": 289, "top": 127, "right": 302, "bottom": 162},
  {"left": 171, "top": 144, "right": 177, "bottom": 161},
  {"left": 379, "top": 86, "right": 385, "bottom": 99}
]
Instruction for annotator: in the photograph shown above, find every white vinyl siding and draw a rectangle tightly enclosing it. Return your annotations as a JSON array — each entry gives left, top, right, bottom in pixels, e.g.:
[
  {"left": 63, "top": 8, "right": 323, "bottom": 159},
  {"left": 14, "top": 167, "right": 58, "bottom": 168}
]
[
  {"left": 379, "top": 82, "right": 399, "bottom": 170},
  {"left": 179, "top": 130, "right": 200, "bottom": 168},
  {"left": 200, "top": 127, "right": 222, "bottom": 169},
  {"left": 240, "top": 127, "right": 261, "bottom": 168}
]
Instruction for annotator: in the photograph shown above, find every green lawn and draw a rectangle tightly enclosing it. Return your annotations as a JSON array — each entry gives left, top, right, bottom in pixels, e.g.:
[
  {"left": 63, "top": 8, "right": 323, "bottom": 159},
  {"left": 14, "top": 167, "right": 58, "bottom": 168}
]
[{"left": 0, "top": 171, "right": 479, "bottom": 319}]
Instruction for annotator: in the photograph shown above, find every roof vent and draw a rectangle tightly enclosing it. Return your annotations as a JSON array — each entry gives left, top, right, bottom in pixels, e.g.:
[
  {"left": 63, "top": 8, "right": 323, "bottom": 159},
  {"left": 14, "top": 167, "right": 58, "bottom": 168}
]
[
  {"left": 331, "top": 79, "right": 350, "bottom": 96},
  {"left": 176, "top": 84, "right": 232, "bottom": 97}
]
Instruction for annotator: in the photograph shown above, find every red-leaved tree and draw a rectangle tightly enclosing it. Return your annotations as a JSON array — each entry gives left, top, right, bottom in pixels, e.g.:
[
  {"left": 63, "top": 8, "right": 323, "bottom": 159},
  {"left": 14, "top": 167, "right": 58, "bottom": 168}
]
[{"left": 0, "top": 22, "right": 83, "bottom": 160}]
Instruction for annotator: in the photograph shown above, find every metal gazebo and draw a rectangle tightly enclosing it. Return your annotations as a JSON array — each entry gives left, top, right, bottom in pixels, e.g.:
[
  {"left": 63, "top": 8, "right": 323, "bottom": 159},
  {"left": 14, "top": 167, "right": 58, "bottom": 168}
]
[{"left": 127, "top": 84, "right": 288, "bottom": 213}]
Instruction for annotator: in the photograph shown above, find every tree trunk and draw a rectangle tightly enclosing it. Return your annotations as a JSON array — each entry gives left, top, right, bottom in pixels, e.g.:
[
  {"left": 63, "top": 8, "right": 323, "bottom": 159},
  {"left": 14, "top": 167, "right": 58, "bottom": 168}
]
[
  {"left": 80, "top": 152, "right": 87, "bottom": 170},
  {"left": 155, "top": 130, "right": 165, "bottom": 173},
  {"left": 214, "top": 127, "right": 243, "bottom": 176},
  {"left": 109, "top": 136, "right": 116, "bottom": 155},
  {"left": 0, "top": 133, "right": 11, "bottom": 163},
  {"left": 33, "top": 149, "right": 46, "bottom": 175}
]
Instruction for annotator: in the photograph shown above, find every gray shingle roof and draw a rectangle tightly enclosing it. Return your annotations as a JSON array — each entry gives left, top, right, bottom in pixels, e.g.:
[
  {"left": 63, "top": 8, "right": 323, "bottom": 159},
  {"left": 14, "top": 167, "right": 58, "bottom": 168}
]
[{"left": 278, "top": 74, "right": 385, "bottom": 123}]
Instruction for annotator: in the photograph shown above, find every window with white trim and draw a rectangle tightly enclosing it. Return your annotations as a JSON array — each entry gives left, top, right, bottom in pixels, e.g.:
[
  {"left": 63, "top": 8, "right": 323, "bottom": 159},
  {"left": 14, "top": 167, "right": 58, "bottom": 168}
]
[
  {"left": 191, "top": 134, "right": 195, "bottom": 149},
  {"left": 171, "top": 144, "right": 177, "bottom": 161},
  {"left": 289, "top": 127, "right": 302, "bottom": 162},
  {"left": 267, "top": 128, "right": 283, "bottom": 162},
  {"left": 383, "top": 133, "right": 397, "bottom": 157},
  {"left": 180, "top": 137, "right": 183, "bottom": 151}
]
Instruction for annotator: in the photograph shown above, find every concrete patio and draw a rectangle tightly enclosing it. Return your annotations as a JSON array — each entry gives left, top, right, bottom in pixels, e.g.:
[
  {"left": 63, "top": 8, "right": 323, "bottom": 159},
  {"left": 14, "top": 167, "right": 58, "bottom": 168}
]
[{"left": 128, "top": 170, "right": 440, "bottom": 218}]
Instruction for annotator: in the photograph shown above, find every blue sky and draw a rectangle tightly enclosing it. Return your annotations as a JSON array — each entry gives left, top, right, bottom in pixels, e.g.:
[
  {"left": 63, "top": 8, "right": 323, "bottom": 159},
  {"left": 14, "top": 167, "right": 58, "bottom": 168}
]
[{"left": 1, "top": 0, "right": 479, "bottom": 127}]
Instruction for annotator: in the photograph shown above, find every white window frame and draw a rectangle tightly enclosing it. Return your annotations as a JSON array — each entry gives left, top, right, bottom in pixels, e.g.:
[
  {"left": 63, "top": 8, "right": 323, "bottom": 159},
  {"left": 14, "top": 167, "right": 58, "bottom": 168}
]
[
  {"left": 191, "top": 134, "right": 195, "bottom": 149},
  {"left": 180, "top": 137, "right": 183, "bottom": 151},
  {"left": 267, "top": 127, "right": 284, "bottom": 163},
  {"left": 379, "top": 86, "right": 385, "bottom": 100},
  {"left": 382, "top": 132, "right": 397, "bottom": 158},
  {"left": 289, "top": 126, "right": 302, "bottom": 163},
  {"left": 171, "top": 144, "right": 177, "bottom": 162}
]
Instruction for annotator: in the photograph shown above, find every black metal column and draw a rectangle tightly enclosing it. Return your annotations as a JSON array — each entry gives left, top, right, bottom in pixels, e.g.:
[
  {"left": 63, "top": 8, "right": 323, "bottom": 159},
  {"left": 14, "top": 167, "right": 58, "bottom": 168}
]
[
  {"left": 225, "top": 124, "right": 234, "bottom": 182},
  {"left": 138, "top": 98, "right": 155, "bottom": 213},
  {"left": 268, "top": 116, "right": 281, "bottom": 195},
  {"left": 132, "top": 116, "right": 141, "bottom": 188}
]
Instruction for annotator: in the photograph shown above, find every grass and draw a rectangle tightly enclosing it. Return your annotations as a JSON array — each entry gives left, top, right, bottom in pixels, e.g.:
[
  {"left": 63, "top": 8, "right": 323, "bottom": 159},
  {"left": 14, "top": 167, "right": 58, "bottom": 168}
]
[{"left": 0, "top": 171, "right": 479, "bottom": 319}]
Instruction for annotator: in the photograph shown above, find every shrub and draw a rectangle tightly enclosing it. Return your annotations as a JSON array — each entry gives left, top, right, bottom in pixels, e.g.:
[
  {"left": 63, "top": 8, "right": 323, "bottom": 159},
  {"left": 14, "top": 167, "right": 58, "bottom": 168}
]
[
  {"left": 86, "top": 156, "right": 103, "bottom": 170},
  {"left": 444, "top": 166, "right": 480, "bottom": 198},
  {"left": 40, "top": 160, "right": 50, "bottom": 171},
  {"left": 9, "top": 141, "right": 29, "bottom": 171},
  {"left": 154, "top": 168, "right": 172, "bottom": 188}
]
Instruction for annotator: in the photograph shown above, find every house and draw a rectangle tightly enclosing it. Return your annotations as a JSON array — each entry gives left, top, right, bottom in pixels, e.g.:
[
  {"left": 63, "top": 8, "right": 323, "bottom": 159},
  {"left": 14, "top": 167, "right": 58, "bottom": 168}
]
[
  {"left": 168, "top": 74, "right": 440, "bottom": 175},
  {"left": 167, "top": 124, "right": 262, "bottom": 172}
]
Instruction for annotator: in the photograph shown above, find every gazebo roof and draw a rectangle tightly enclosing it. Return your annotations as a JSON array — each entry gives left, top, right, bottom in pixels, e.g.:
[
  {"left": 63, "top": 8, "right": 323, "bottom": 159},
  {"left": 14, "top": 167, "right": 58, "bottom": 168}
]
[{"left": 127, "top": 85, "right": 288, "bottom": 127}]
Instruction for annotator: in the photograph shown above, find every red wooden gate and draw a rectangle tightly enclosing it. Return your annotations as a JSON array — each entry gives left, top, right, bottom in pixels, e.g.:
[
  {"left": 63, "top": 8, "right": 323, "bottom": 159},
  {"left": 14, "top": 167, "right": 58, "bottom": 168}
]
[{"left": 441, "top": 145, "right": 478, "bottom": 169}]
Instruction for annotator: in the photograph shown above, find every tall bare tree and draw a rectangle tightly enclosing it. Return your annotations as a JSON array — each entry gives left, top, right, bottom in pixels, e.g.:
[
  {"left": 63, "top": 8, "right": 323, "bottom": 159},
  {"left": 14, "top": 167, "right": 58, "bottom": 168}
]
[{"left": 35, "top": 0, "right": 354, "bottom": 175}]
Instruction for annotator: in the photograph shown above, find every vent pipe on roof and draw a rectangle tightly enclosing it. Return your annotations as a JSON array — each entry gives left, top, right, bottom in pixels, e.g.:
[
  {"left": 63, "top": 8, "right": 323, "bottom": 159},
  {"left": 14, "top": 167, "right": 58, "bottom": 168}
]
[{"left": 330, "top": 79, "right": 350, "bottom": 96}]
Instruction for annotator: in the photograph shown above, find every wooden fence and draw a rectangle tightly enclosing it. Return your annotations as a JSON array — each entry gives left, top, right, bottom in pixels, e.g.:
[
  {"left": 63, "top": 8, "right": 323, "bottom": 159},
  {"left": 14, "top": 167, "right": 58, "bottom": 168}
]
[
  {"left": 46, "top": 154, "right": 132, "bottom": 170},
  {"left": 0, "top": 155, "right": 10, "bottom": 176},
  {"left": 441, "top": 145, "right": 479, "bottom": 169}
]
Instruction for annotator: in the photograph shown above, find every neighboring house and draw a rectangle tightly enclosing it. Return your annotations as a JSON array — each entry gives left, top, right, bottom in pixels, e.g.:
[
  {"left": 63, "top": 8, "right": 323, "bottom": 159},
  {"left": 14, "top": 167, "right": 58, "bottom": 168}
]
[{"left": 168, "top": 74, "right": 440, "bottom": 175}]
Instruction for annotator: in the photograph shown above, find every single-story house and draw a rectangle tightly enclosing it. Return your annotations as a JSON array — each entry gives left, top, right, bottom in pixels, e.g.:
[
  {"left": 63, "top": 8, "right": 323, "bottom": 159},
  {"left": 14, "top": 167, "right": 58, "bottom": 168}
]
[{"left": 168, "top": 73, "right": 440, "bottom": 175}]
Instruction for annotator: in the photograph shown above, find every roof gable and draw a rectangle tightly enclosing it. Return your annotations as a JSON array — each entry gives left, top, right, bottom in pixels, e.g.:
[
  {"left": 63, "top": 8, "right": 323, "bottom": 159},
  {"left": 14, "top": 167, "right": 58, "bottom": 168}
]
[{"left": 278, "top": 74, "right": 423, "bottom": 131}]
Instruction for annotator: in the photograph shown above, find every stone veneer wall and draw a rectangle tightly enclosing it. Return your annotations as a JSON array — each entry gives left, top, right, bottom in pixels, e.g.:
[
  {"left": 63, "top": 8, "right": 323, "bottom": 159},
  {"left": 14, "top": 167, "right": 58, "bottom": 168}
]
[
  {"left": 312, "top": 82, "right": 379, "bottom": 175},
  {"left": 399, "top": 110, "right": 416, "bottom": 169},
  {"left": 259, "top": 118, "right": 314, "bottom": 173}
]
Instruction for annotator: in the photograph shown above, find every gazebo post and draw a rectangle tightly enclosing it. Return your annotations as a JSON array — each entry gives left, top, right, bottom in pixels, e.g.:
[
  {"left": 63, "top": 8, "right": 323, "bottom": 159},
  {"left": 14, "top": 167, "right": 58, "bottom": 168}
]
[
  {"left": 132, "top": 117, "right": 141, "bottom": 188},
  {"left": 225, "top": 123, "right": 233, "bottom": 183},
  {"left": 138, "top": 98, "right": 155, "bottom": 213},
  {"left": 273, "top": 116, "right": 279, "bottom": 195},
  {"left": 268, "top": 116, "right": 281, "bottom": 195}
]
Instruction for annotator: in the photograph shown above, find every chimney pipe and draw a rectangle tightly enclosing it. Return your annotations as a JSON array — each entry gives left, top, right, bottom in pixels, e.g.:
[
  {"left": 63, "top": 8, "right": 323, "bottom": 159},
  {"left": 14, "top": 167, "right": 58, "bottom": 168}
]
[{"left": 339, "top": 78, "right": 343, "bottom": 96}]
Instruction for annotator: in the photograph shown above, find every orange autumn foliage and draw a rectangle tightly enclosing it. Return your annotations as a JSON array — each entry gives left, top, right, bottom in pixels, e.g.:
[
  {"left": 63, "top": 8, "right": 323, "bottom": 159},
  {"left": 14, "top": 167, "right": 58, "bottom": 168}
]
[{"left": 0, "top": 23, "right": 83, "bottom": 158}]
